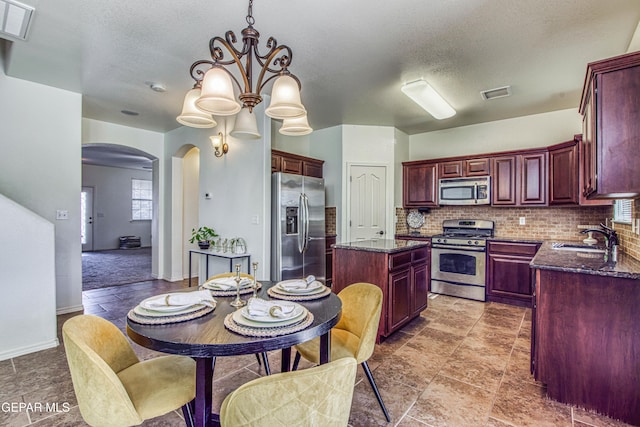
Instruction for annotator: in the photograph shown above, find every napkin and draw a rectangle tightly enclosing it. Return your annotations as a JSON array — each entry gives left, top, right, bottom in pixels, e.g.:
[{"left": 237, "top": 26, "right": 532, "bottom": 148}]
[
  {"left": 279, "top": 277, "right": 321, "bottom": 291},
  {"left": 247, "top": 298, "right": 296, "bottom": 319},
  {"left": 205, "top": 277, "right": 252, "bottom": 290},
  {"left": 143, "top": 290, "right": 216, "bottom": 311}
]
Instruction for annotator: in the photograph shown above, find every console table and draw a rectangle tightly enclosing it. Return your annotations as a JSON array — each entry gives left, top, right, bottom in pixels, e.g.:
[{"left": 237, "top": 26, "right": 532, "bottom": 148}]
[{"left": 188, "top": 249, "right": 251, "bottom": 287}]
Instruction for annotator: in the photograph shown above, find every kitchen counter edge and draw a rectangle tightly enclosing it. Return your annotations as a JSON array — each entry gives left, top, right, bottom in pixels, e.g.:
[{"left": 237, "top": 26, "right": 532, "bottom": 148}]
[{"left": 333, "top": 239, "right": 430, "bottom": 254}]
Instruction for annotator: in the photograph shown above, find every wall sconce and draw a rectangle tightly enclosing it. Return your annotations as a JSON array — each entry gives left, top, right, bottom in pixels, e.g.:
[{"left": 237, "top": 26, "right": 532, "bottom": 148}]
[{"left": 210, "top": 132, "right": 228, "bottom": 158}]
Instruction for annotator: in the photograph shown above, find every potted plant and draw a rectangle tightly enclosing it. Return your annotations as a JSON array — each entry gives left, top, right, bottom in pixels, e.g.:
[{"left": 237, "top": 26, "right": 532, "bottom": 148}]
[{"left": 189, "top": 226, "right": 219, "bottom": 249}]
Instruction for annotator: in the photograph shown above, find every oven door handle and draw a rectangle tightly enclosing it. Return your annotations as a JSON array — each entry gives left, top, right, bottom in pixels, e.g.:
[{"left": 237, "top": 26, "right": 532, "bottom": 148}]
[{"left": 432, "top": 244, "right": 486, "bottom": 252}]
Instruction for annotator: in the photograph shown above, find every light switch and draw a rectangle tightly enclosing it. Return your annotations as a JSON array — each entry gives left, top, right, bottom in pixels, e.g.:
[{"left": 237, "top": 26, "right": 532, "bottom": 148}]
[{"left": 251, "top": 215, "right": 260, "bottom": 225}]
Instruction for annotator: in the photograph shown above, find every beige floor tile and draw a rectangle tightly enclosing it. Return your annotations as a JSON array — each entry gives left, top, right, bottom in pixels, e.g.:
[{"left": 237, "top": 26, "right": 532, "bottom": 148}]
[
  {"left": 408, "top": 374, "right": 494, "bottom": 427},
  {"left": 396, "top": 415, "right": 431, "bottom": 426},
  {"left": 502, "top": 348, "right": 539, "bottom": 386},
  {"left": 409, "top": 327, "right": 464, "bottom": 358},
  {"left": 572, "top": 407, "right": 637, "bottom": 427},
  {"left": 373, "top": 343, "right": 447, "bottom": 390},
  {"left": 438, "top": 345, "right": 509, "bottom": 392},
  {"left": 491, "top": 377, "right": 572, "bottom": 427}
]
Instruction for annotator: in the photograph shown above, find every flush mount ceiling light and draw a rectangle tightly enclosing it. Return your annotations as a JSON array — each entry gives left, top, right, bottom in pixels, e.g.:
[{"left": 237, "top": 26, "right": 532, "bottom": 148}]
[
  {"left": 401, "top": 80, "right": 456, "bottom": 120},
  {"left": 176, "top": 0, "right": 307, "bottom": 137},
  {"left": 0, "top": 0, "right": 34, "bottom": 41}
]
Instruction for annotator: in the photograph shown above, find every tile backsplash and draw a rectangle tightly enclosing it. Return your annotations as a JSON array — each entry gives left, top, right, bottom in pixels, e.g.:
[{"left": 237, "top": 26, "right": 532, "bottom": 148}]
[
  {"left": 396, "top": 205, "right": 611, "bottom": 243},
  {"left": 613, "top": 199, "right": 640, "bottom": 260},
  {"left": 325, "top": 207, "right": 336, "bottom": 235}
]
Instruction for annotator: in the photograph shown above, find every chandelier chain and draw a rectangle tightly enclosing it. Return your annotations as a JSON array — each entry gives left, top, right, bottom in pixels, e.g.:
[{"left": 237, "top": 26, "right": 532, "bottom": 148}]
[{"left": 246, "top": 0, "right": 255, "bottom": 26}]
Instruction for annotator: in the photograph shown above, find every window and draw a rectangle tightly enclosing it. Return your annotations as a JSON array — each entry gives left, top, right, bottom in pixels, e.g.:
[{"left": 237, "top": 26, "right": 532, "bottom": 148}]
[
  {"left": 132, "top": 179, "right": 152, "bottom": 220},
  {"left": 613, "top": 199, "right": 632, "bottom": 224}
]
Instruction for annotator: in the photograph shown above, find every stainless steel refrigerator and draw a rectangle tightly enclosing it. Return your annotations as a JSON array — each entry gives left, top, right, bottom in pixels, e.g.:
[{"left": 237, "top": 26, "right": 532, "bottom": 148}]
[{"left": 271, "top": 172, "right": 326, "bottom": 283}]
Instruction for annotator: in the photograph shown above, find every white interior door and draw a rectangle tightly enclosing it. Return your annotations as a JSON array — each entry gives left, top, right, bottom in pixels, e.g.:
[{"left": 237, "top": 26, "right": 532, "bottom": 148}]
[
  {"left": 349, "top": 165, "right": 387, "bottom": 241},
  {"left": 81, "top": 186, "right": 94, "bottom": 251}
]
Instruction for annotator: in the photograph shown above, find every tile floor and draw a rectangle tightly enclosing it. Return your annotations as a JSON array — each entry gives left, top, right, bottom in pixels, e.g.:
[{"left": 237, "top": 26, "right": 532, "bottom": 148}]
[{"left": 0, "top": 279, "right": 635, "bottom": 427}]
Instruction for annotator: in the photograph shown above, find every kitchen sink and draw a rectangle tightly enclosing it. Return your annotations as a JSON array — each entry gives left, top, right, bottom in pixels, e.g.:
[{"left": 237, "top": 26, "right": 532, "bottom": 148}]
[{"left": 551, "top": 242, "right": 606, "bottom": 253}]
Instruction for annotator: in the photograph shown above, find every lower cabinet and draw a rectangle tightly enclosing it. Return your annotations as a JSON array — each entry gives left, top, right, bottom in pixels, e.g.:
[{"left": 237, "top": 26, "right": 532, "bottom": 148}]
[
  {"left": 333, "top": 245, "right": 429, "bottom": 341},
  {"left": 486, "top": 240, "right": 540, "bottom": 307}
]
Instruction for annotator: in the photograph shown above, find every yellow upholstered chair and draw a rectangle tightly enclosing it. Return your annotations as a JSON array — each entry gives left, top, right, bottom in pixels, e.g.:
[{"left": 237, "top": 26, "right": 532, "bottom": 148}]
[
  {"left": 292, "top": 282, "right": 391, "bottom": 422},
  {"left": 220, "top": 357, "right": 357, "bottom": 427},
  {"left": 62, "top": 315, "right": 196, "bottom": 427},
  {"left": 206, "top": 272, "right": 271, "bottom": 374}
]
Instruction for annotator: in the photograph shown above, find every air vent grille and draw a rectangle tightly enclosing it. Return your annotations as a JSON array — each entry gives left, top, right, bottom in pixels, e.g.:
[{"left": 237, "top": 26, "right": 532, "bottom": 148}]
[
  {"left": 0, "top": 0, "right": 34, "bottom": 41},
  {"left": 481, "top": 86, "right": 511, "bottom": 100}
]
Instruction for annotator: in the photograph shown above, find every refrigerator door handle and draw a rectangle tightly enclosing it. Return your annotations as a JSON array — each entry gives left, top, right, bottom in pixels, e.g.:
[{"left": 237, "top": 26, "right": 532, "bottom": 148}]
[
  {"left": 297, "top": 193, "right": 305, "bottom": 253},
  {"left": 302, "top": 193, "right": 310, "bottom": 253}
]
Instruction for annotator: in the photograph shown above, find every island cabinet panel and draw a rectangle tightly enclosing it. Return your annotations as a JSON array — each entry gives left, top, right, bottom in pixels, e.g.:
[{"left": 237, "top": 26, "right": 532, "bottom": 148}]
[
  {"left": 533, "top": 269, "right": 640, "bottom": 425},
  {"left": 580, "top": 51, "right": 640, "bottom": 199},
  {"left": 403, "top": 162, "right": 438, "bottom": 208},
  {"left": 486, "top": 241, "right": 540, "bottom": 307},
  {"left": 333, "top": 245, "right": 429, "bottom": 341}
]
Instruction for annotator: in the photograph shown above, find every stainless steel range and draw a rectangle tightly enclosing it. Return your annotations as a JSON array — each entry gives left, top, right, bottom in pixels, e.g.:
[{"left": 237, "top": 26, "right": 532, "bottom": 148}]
[{"left": 430, "top": 219, "right": 494, "bottom": 301}]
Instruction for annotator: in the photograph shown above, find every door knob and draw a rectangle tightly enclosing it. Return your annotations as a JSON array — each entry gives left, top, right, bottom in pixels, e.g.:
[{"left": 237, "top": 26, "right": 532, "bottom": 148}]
[{"left": 377, "top": 230, "right": 384, "bottom": 235}]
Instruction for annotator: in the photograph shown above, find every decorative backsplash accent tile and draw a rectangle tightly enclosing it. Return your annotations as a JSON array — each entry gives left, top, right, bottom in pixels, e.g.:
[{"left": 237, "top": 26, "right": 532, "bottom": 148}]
[
  {"left": 396, "top": 205, "right": 613, "bottom": 244},
  {"left": 614, "top": 199, "right": 640, "bottom": 261},
  {"left": 325, "top": 206, "right": 336, "bottom": 235}
]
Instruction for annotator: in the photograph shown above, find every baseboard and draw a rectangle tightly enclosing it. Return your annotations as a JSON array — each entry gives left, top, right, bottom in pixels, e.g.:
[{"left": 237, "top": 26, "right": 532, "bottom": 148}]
[
  {"left": 166, "top": 275, "right": 185, "bottom": 282},
  {"left": 0, "top": 338, "right": 59, "bottom": 361},
  {"left": 56, "top": 305, "right": 84, "bottom": 315}
]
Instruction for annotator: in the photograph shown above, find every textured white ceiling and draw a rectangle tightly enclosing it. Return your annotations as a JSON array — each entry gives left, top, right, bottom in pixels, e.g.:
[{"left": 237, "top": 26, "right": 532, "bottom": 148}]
[{"left": 3, "top": 0, "right": 640, "bottom": 137}]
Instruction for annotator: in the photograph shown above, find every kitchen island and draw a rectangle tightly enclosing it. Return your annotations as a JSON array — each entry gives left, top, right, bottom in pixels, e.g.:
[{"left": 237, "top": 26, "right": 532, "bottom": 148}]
[
  {"left": 530, "top": 241, "right": 640, "bottom": 425},
  {"left": 332, "top": 239, "right": 430, "bottom": 341}
]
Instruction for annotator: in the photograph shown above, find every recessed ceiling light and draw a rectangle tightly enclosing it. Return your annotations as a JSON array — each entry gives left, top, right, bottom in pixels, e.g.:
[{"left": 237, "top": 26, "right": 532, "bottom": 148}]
[
  {"left": 481, "top": 86, "right": 511, "bottom": 100},
  {"left": 121, "top": 110, "right": 139, "bottom": 116},
  {"left": 145, "top": 81, "right": 167, "bottom": 93}
]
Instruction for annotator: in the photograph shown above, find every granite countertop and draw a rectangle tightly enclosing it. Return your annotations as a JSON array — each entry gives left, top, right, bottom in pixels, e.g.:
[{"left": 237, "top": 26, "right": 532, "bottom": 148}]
[
  {"left": 333, "top": 239, "right": 430, "bottom": 253},
  {"left": 395, "top": 233, "right": 433, "bottom": 239},
  {"left": 531, "top": 241, "right": 640, "bottom": 280}
]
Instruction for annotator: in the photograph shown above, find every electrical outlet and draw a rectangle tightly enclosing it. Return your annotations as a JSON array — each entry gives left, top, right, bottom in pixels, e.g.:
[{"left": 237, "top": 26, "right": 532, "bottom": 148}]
[
  {"left": 251, "top": 214, "right": 259, "bottom": 225},
  {"left": 519, "top": 217, "right": 526, "bottom": 225},
  {"left": 636, "top": 219, "right": 640, "bottom": 235},
  {"left": 56, "top": 210, "right": 69, "bottom": 220}
]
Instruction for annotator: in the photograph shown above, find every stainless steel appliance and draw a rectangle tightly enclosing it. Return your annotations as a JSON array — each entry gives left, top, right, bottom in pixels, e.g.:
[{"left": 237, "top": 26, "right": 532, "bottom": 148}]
[
  {"left": 271, "top": 172, "right": 326, "bottom": 283},
  {"left": 439, "top": 176, "right": 491, "bottom": 205},
  {"left": 430, "top": 219, "right": 494, "bottom": 301}
]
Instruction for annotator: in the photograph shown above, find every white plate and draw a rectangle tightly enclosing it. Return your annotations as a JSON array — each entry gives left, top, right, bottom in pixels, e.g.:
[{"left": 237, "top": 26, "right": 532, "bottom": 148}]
[
  {"left": 275, "top": 280, "right": 324, "bottom": 294},
  {"left": 232, "top": 307, "right": 307, "bottom": 328},
  {"left": 134, "top": 302, "right": 209, "bottom": 317},
  {"left": 202, "top": 279, "right": 253, "bottom": 291},
  {"left": 139, "top": 294, "right": 195, "bottom": 312},
  {"left": 240, "top": 303, "right": 304, "bottom": 323}
]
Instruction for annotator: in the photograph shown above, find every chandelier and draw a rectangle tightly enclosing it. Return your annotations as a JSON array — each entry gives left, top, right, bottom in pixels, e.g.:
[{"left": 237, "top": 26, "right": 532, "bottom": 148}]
[{"left": 176, "top": 0, "right": 312, "bottom": 137}]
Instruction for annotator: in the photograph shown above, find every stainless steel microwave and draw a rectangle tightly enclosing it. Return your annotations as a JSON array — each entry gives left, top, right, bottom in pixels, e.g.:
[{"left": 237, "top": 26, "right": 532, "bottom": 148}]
[{"left": 439, "top": 176, "right": 491, "bottom": 205}]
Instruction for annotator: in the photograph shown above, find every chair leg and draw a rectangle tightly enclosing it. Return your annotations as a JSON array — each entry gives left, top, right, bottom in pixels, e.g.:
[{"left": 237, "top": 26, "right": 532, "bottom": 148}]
[
  {"left": 292, "top": 351, "right": 301, "bottom": 371},
  {"left": 181, "top": 399, "right": 195, "bottom": 427},
  {"left": 361, "top": 361, "right": 391, "bottom": 422},
  {"left": 255, "top": 353, "right": 262, "bottom": 366},
  {"left": 260, "top": 352, "right": 271, "bottom": 375}
]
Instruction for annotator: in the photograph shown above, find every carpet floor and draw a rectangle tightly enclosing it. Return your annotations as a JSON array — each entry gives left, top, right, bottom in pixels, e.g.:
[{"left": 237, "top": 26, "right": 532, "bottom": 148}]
[{"left": 82, "top": 247, "right": 153, "bottom": 290}]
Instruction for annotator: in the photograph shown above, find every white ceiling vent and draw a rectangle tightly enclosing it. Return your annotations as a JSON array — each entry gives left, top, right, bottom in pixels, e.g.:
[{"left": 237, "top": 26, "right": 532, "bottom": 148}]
[
  {"left": 0, "top": 0, "right": 34, "bottom": 41},
  {"left": 481, "top": 86, "right": 511, "bottom": 100}
]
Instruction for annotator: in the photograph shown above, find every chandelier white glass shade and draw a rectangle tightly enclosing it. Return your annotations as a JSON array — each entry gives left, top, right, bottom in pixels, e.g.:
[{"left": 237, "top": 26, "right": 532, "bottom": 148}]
[
  {"left": 230, "top": 107, "right": 261, "bottom": 139},
  {"left": 176, "top": 88, "right": 217, "bottom": 128},
  {"left": 401, "top": 79, "right": 456, "bottom": 120},
  {"left": 177, "top": 0, "right": 308, "bottom": 134},
  {"left": 279, "top": 114, "right": 313, "bottom": 136}
]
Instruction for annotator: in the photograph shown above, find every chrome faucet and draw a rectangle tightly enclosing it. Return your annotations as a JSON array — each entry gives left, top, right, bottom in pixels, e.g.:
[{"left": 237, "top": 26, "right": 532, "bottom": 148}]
[{"left": 580, "top": 223, "right": 619, "bottom": 261}]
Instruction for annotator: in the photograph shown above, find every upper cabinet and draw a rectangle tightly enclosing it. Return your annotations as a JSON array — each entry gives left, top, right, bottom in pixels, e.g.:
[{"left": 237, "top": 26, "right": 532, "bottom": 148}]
[
  {"left": 491, "top": 150, "right": 548, "bottom": 206},
  {"left": 271, "top": 150, "right": 324, "bottom": 178},
  {"left": 549, "top": 139, "right": 579, "bottom": 205},
  {"left": 403, "top": 161, "right": 438, "bottom": 207},
  {"left": 579, "top": 51, "right": 640, "bottom": 199},
  {"left": 439, "top": 158, "right": 490, "bottom": 179}
]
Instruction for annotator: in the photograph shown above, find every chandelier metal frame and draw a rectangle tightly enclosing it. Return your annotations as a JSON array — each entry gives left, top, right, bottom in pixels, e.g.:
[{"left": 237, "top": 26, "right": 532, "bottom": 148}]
[{"left": 187, "top": 0, "right": 301, "bottom": 112}]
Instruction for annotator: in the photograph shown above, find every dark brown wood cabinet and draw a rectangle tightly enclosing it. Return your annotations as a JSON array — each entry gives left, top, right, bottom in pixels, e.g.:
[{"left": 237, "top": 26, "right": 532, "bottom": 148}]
[
  {"left": 402, "top": 162, "right": 438, "bottom": 208},
  {"left": 486, "top": 241, "right": 540, "bottom": 307},
  {"left": 332, "top": 245, "right": 429, "bottom": 340},
  {"left": 579, "top": 51, "right": 640, "bottom": 199},
  {"left": 439, "top": 158, "right": 490, "bottom": 179},
  {"left": 491, "top": 151, "right": 547, "bottom": 206},
  {"left": 325, "top": 235, "right": 336, "bottom": 288},
  {"left": 549, "top": 139, "right": 579, "bottom": 205},
  {"left": 271, "top": 149, "right": 324, "bottom": 178},
  {"left": 532, "top": 268, "right": 640, "bottom": 425}
]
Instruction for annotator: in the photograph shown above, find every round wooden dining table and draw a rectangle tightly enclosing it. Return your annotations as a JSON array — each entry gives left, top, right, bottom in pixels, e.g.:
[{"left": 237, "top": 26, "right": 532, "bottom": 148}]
[{"left": 127, "top": 283, "right": 342, "bottom": 427}]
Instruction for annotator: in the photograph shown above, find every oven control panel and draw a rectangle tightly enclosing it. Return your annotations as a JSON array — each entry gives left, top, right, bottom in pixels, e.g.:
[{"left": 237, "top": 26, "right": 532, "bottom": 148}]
[{"left": 433, "top": 237, "right": 486, "bottom": 247}]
